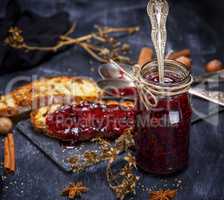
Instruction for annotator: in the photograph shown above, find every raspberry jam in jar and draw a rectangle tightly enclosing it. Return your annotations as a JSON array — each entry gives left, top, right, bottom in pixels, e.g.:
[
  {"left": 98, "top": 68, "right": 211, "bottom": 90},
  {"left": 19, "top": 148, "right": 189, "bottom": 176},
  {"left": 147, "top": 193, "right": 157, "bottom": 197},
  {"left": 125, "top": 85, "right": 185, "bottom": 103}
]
[{"left": 134, "top": 60, "right": 192, "bottom": 175}]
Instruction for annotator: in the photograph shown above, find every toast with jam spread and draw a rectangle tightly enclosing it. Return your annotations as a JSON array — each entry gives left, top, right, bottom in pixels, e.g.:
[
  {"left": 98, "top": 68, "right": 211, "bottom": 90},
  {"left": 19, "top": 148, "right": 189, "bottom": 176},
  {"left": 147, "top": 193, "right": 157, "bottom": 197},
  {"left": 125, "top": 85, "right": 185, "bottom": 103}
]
[{"left": 30, "top": 100, "right": 135, "bottom": 141}]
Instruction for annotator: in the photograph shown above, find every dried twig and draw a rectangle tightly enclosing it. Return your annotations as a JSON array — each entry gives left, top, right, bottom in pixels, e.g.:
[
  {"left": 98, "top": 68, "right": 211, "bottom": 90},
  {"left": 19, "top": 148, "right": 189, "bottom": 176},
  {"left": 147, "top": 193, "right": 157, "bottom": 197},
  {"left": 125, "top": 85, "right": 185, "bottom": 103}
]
[
  {"left": 5, "top": 25, "right": 139, "bottom": 64},
  {"left": 79, "top": 43, "right": 108, "bottom": 63},
  {"left": 63, "top": 23, "right": 76, "bottom": 37}
]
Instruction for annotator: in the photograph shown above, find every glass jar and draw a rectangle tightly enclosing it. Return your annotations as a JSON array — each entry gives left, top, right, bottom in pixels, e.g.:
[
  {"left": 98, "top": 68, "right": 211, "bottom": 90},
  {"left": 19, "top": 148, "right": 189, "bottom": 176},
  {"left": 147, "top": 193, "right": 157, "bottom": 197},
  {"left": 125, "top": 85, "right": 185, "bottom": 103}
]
[{"left": 134, "top": 60, "right": 192, "bottom": 175}]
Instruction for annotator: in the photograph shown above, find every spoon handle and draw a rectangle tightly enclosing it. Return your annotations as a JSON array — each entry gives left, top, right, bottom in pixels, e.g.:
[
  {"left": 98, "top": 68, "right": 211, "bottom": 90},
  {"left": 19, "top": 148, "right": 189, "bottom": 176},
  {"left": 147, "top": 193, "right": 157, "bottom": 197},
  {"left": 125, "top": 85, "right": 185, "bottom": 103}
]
[{"left": 147, "top": 0, "right": 169, "bottom": 83}]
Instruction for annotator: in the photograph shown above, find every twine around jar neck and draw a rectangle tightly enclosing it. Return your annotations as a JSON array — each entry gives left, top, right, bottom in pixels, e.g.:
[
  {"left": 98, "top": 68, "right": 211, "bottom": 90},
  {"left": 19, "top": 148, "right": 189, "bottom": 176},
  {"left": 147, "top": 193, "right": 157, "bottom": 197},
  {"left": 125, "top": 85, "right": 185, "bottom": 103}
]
[{"left": 110, "top": 59, "right": 193, "bottom": 110}]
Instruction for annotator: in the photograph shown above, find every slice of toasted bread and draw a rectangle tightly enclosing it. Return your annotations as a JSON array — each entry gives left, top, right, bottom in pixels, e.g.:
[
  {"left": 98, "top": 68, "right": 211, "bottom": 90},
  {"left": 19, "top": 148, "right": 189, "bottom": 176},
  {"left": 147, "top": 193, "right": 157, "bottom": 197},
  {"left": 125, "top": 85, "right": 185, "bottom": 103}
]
[
  {"left": 31, "top": 104, "right": 62, "bottom": 133},
  {"left": 30, "top": 101, "right": 134, "bottom": 141},
  {"left": 0, "top": 76, "right": 102, "bottom": 117}
]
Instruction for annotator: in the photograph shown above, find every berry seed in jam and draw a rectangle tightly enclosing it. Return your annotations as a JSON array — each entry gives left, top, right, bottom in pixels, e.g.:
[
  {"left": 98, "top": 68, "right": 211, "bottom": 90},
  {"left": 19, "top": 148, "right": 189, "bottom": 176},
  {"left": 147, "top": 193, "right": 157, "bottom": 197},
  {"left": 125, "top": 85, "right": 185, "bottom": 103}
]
[{"left": 46, "top": 102, "right": 136, "bottom": 143}]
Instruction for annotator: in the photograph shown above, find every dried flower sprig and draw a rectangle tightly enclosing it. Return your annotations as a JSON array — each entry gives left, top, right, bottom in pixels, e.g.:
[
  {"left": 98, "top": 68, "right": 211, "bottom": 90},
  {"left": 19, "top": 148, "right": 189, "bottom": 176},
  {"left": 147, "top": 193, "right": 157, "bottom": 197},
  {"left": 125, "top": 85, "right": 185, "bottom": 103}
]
[
  {"left": 4, "top": 24, "right": 139, "bottom": 64},
  {"left": 66, "top": 129, "right": 134, "bottom": 173},
  {"left": 149, "top": 189, "right": 177, "bottom": 200},
  {"left": 106, "top": 153, "right": 139, "bottom": 200},
  {"left": 62, "top": 181, "right": 88, "bottom": 199},
  {"left": 66, "top": 130, "right": 138, "bottom": 199}
]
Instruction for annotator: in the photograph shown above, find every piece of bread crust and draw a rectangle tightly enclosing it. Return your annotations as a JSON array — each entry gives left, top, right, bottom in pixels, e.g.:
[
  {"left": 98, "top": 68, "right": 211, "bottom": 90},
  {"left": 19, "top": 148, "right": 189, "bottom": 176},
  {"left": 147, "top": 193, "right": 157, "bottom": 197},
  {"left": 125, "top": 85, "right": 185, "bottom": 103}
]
[
  {"left": 30, "top": 101, "right": 134, "bottom": 141},
  {"left": 0, "top": 76, "right": 102, "bottom": 117}
]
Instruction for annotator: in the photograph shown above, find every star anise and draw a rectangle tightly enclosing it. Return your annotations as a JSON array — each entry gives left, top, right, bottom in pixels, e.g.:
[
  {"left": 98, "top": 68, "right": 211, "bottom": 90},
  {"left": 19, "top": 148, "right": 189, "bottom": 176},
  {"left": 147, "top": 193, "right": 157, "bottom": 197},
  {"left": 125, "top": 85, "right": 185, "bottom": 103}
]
[
  {"left": 149, "top": 189, "right": 177, "bottom": 200},
  {"left": 62, "top": 182, "right": 88, "bottom": 199}
]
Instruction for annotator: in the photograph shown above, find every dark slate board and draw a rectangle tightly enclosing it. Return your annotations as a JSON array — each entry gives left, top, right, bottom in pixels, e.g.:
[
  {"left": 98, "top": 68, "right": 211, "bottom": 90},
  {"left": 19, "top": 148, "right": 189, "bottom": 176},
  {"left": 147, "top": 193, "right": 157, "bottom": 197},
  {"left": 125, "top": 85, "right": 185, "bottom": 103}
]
[
  {"left": 16, "top": 120, "right": 112, "bottom": 172},
  {"left": 16, "top": 104, "right": 224, "bottom": 172},
  {"left": 15, "top": 107, "right": 224, "bottom": 200}
]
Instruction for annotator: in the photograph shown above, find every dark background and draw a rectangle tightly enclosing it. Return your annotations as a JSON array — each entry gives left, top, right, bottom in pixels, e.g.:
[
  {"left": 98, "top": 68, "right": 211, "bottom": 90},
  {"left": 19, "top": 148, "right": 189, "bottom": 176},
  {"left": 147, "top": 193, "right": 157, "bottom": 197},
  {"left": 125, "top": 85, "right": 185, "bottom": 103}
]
[
  {"left": 1, "top": 0, "right": 224, "bottom": 76},
  {"left": 0, "top": 0, "right": 224, "bottom": 200}
]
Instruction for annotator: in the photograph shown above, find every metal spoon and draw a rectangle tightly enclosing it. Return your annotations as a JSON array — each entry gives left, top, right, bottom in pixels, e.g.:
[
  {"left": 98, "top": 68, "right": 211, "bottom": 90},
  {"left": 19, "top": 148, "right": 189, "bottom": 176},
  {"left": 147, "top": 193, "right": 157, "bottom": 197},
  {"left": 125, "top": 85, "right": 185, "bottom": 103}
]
[
  {"left": 98, "top": 63, "right": 132, "bottom": 80},
  {"left": 98, "top": 64, "right": 224, "bottom": 107},
  {"left": 147, "top": 0, "right": 169, "bottom": 83},
  {"left": 97, "top": 79, "right": 135, "bottom": 88},
  {"left": 98, "top": 62, "right": 224, "bottom": 84}
]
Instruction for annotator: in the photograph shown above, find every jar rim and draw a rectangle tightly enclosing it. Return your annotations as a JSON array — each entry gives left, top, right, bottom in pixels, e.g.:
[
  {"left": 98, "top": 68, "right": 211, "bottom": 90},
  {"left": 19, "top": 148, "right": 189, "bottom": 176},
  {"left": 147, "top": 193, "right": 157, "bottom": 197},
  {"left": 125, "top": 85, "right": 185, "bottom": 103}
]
[{"left": 140, "top": 59, "right": 191, "bottom": 87}]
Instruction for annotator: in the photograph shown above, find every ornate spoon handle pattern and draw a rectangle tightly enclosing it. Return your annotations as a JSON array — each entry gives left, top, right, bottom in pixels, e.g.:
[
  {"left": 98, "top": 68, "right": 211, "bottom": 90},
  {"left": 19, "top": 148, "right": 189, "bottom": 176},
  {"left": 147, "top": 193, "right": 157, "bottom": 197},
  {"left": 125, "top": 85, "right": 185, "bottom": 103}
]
[{"left": 147, "top": 0, "right": 169, "bottom": 83}]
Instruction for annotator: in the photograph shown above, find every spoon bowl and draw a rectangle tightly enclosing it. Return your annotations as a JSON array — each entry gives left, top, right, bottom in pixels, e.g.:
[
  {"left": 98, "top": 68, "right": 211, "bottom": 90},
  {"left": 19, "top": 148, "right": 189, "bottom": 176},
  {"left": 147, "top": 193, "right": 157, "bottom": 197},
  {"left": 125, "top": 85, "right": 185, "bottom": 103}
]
[
  {"left": 97, "top": 79, "right": 136, "bottom": 100},
  {"left": 97, "top": 79, "right": 135, "bottom": 89},
  {"left": 98, "top": 63, "right": 133, "bottom": 80}
]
